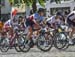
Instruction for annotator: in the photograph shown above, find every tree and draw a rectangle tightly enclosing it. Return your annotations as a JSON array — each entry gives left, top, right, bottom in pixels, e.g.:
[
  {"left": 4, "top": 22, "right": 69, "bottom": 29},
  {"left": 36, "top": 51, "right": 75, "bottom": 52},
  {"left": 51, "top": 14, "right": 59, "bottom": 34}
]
[
  {"left": 9, "top": 0, "right": 75, "bottom": 13},
  {"left": 22, "top": 0, "right": 45, "bottom": 13},
  {"left": 9, "top": 0, "right": 45, "bottom": 13}
]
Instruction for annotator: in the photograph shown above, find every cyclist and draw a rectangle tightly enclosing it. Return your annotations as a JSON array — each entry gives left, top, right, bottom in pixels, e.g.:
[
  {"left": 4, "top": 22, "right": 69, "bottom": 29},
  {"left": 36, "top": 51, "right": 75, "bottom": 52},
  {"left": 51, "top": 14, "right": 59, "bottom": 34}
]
[
  {"left": 3, "top": 16, "right": 18, "bottom": 39},
  {"left": 18, "top": 16, "right": 26, "bottom": 29},
  {"left": 67, "top": 11, "right": 75, "bottom": 44},
  {"left": 3, "top": 19, "right": 12, "bottom": 32},
  {"left": 46, "top": 12, "right": 65, "bottom": 29},
  {"left": 26, "top": 8, "right": 45, "bottom": 43}
]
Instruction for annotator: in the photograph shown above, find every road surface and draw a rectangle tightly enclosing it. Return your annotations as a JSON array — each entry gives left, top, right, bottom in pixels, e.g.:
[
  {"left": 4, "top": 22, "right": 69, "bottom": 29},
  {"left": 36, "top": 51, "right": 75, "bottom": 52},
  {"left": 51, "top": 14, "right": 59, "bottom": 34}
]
[{"left": 0, "top": 46, "right": 75, "bottom": 57}]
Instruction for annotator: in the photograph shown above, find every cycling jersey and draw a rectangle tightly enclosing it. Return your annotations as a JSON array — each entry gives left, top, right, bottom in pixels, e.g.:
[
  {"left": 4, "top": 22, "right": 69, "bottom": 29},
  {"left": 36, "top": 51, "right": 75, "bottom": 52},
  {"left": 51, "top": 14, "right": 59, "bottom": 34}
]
[
  {"left": 46, "top": 16, "right": 56, "bottom": 24},
  {"left": 67, "top": 11, "right": 75, "bottom": 27},
  {"left": 3, "top": 19, "right": 18, "bottom": 32},
  {"left": 33, "top": 13, "right": 44, "bottom": 22},
  {"left": 46, "top": 16, "right": 64, "bottom": 26},
  {"left": 4, "top": 20, "right": 12, "bottom": 28},
  {"left": 26, "top": 13, "right": 44, "bottom": 27},
  {"left": 67, "top": 11, "right": 75, "bottom": 21},
  {"left": 3, "top": 20, "right": 11, "bottom": 32}
]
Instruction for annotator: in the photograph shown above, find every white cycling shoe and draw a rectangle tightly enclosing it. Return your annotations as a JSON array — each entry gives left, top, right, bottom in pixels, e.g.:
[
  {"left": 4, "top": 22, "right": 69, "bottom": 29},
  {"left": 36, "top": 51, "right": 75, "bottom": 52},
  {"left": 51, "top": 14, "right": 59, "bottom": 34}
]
[{"left": 69, "top": 40, "right": 74, "bottom": 45}]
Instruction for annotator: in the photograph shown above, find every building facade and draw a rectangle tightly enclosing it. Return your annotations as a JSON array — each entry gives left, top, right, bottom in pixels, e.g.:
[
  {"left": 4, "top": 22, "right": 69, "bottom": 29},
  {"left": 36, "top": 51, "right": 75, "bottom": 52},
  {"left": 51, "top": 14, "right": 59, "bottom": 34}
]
[
  {"left": 46, "top": 0, "right": 75, "bottom": 17},
  {"left": 1, "top": 0, "right": 26, "bottom": 20},
  {"left": 1, "top": 0, "right": 75, "bottom": 19},
  {"left": 1, "top": 0, "right": 10, "bottom": 20}
]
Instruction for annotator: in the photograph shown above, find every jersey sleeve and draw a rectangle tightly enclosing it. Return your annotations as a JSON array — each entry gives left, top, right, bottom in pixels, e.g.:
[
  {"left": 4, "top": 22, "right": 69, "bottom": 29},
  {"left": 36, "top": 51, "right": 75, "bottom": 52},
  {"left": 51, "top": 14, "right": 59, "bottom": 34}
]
[
  {"left": 47, "top": 16, "right": 55, "bottom": 24},
  {"left": 28, "top": 15, "right": 34, "bottom": 21},
  {"left": 34, "top": 13, "right": 39, "bottom": 20}
]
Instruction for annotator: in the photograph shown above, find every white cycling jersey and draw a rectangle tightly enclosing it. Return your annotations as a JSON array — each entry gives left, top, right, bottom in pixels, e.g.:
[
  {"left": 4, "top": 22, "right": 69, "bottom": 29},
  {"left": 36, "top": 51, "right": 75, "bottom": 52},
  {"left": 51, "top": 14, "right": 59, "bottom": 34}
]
[
  {"left": 4, "top": 19, "right": 18, "bottom": 29},
  {"left": 46, "top": 16, "right": 64, "bottom": 25},
  {"left": 67, "top": 11, "right": 75, "bottom": 21},
  {"left": 4, "top": 19, "right": 12, "bottom": 27},
  {"left": 46, "top": 16, "right": 56, "bottom": 24}
]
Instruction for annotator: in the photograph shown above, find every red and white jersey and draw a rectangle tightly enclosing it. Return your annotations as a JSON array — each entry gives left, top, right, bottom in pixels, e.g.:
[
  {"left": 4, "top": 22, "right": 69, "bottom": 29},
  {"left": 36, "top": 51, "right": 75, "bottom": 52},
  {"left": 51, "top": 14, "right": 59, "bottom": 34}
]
[
  {"left": 27, "top": 14, "right": 37, "bottom": 23},
  {"left": 4, "top": 19, "right": 12, "bottom": 27}
]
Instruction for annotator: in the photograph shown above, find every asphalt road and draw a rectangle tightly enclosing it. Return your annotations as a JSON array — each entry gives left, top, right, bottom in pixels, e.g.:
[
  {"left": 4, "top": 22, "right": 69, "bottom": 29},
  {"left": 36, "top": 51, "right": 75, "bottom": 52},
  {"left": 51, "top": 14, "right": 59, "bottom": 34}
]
[{"left": 0, "top": 46, "right": 75, "bottom": 57}]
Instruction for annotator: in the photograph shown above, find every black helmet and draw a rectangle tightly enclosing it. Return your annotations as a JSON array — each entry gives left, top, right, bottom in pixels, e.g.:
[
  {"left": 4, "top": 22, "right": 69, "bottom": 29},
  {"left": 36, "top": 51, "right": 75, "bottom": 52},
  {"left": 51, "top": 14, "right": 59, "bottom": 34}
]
[
  {"left": 56, "top": 12, "right": 62, "bottom": 16},
  {"left": 18, "top": 16, "right": 25, "bottom": 22},
  {"left": 12, "top": 16, "right": 18, "bottom": 22},
  {"left": 38, "top": 8, "right": 44, "bottom": 13},
  {"left": 19, "top": 16, "right": 23, "bottom": 19}
]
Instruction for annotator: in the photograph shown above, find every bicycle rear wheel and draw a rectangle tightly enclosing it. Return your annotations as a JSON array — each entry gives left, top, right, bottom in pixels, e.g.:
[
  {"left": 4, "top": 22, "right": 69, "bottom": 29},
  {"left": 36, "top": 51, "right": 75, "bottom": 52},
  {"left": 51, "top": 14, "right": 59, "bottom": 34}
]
[
  {"left": 19, "top": 35, "right": 30, "bottom": 52},
  {"left": 0, "top": 38, "right": 9, "bottom": 52},
  {"left": 36, "top": 34, "right": 53, "bottom": 52},
  {"left": 54, "top": 32, "right": 69, "bottom": 50}
]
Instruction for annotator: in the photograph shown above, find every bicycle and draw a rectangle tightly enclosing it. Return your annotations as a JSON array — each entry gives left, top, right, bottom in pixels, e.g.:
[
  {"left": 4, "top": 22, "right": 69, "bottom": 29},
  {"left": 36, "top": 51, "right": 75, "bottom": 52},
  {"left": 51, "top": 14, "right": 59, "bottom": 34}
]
[
  {"left": 19, "top": 24, "right": 53, "bottom": 52},
  {"left": 53, "top": 24, "right": 69, "bottom": 50},
  {"left": 0, "top": 26, "right": 25, "bottom": 52}
]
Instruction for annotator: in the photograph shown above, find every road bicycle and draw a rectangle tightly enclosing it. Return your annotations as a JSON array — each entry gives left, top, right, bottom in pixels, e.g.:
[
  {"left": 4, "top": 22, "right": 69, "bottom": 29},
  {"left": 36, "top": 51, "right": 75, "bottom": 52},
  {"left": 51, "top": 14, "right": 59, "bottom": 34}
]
[
  {"left": 0, "top": 26, "right": 25, "bottom": 52},
  {"left": 19, "top": 25, "right": 53, "bottom": 52}
]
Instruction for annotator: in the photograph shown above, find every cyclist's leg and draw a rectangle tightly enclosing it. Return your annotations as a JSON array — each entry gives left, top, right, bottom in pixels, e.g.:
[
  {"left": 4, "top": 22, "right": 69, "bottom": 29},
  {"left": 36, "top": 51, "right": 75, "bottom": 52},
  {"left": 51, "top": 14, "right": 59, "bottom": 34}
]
[
  {"left": 33, "top": 24, "right": 40, "bottom": 36},
  {"left": 72, "top": 23, "right": 75, "bottom": 38},
  {"left": 27, "top": 26, "right": 33, "bottom": 40},
  {"left": 68, "top": 26, "right": 72, "bottom": 37},
  {"left": 68, "top": 24, "right": 75, "bottom": 44},
  {"left": 9, "top": 27, "right": 14, "bottom": 38},
  {"left": 67, "top": 19, "right": 73, "bottom": 44},
  {"left": 72, "top": 27, "right": 75, "bottom": 37},
  {"left": 26, "top": 20, "right": 33, "bottom": 40},
  {"left": 69, "top": 22, "right": 75, "bottom": 38}
]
